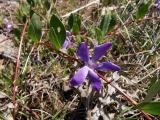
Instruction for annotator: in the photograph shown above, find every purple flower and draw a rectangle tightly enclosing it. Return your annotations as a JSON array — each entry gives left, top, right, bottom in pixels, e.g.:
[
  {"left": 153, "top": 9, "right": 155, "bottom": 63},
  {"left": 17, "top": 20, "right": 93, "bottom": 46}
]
[
  {"left": 61, "top": 31, "right": 73, "bottom": 51},
  {"left": 3, "top": 18, "right": 13, "bottom": 32},
  {"left": 155, "top": 0, "right": 160, "bottom": 16},
  {"left": 155, "top": 0, "right": 160, "bottom": 9},
  {"left": 156, "top": 0, "right": 160, "bottom": 9},
  {"left": 70, "top": 42, "right": 121, "bottom": 91}
]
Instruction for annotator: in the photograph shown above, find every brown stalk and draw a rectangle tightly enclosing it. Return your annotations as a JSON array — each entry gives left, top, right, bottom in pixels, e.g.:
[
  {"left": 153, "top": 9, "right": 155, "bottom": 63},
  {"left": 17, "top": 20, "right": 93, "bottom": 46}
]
[{"left": 13, "top": 17, "right": 29, "bottom": 120}]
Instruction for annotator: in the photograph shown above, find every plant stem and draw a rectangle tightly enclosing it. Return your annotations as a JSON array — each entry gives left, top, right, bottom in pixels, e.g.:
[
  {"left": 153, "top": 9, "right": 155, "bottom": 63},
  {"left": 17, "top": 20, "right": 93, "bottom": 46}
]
[{"left": 13, "top": 17, "right": 29, "bottom": 120}]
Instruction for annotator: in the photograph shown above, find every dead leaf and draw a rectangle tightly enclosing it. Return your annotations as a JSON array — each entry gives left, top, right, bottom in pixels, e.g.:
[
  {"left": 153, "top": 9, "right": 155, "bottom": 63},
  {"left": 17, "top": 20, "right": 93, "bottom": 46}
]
[
  {"left": 0, "top": 91, "right": 8, "bottom": 99},
  {"left": 0, "top": 34, "right": 18, "bottom": 62}
]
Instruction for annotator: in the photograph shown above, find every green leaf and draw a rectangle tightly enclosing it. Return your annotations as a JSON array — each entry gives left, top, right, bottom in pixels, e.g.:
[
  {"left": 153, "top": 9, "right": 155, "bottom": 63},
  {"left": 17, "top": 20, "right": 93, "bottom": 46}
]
[
  {"left": 73, "top": 14, "right": 81, "bottom": 33},
  {"left": 144, "top": 78, "right": 160, "bottom": 102},
  {"left": 136, "top": 1, "right": 151, "bottom": 19},
  {"left": 49, "top": 14, "right": 66, "bottom": 50},
  {"left": 127, "top": 3, "right": 134, "bottom": 12},
  {"left": 136, "top": 102, "right": 160, "bottom": 115},
  {"left": 43, "top": 0, "right": 50, "bottom": 10},
  {"left": 68, "top": 13, "right": 74, "bottom": 30},
  {"left": 30, "top": 10, "right": 34, "bottom": 18},
  {"left": 68, "top": 14, "right": 81, "bottom": 33},
  {"left": 12, "top": 28, "right": 21, "bottom": 39},
  {"left": 99, "top": 10, "right": 111, "bottom": 36},
  {"left": 108, "top": 13, "right": 117, "bottom": 32},
  {"left": 0, "top": 113, "right": 6, "bottom": 120},
  {"left": 95, "top": 27, "right": 103, "bottom": 43},
  {"left": 28, "top": 13, "right": 42, "bottom": 42},
  {"left": 1, "top": 73, "right": 13, "bottom": 85},
  {"left": 27, "top": 0, "right": 35, "bottom": 7},
  {"left": 96, "top": 12, "right": 117, "bottom": 43}
]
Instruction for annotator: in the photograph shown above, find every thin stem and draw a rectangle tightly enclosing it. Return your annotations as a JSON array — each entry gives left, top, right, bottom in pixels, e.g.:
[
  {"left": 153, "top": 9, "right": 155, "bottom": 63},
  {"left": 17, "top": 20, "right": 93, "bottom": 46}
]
[
  {"left": 41, "top": 41, "right": 81, "bottom": 64},
  {"left": 13, "top": 17, "right": 29, "bottom": 120},
  {"left": 62, "top": 0, "right": 100, "bottom": 18}
]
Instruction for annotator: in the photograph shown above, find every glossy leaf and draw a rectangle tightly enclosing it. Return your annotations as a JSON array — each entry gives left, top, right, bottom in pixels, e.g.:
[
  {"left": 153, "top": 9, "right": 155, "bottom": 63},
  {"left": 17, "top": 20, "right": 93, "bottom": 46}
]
[
  {"left": 68, "top": 14, "right": 81, "bottom": 33},
  {"left": 49, "top": 14, "right": 66, "bottom": 50},
  {"left": 74, "top": 14, "right": 81, "bottom": 33},
  {"left": 136, "top": 102, "right": 160, "bottom": 115},
  {"left": 28, "top": 13, "right": 42, "bottom": 42},
  {"left": 68, "top": 13, "right": 74, "bottom": 30}
]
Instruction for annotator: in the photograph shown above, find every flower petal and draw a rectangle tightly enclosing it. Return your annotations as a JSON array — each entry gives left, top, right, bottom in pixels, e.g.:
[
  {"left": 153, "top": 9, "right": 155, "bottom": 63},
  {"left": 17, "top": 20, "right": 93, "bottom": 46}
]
[
  {"left": 77, "top": 42, "right": 89, "bottom": 62},
  {"left": 62, "top": 31, "right": 72, "bottom": 50},
  {"left": 95, "top": 62, "right": 121, "bottom": 71},
  {"left": 3, "top": 18, "right": 13, "bottom": 32},
  {"left": 62, "top": 39, "right": 69, "bottom": 50},
  {"left": 92, "top": 42, "right": 112, "bottom": 61},
  {"left": 88, "top": 69, "right": 102, "bottom": 91},
  {"left": 66, "top": 31, "right": 71, "bottom": 36},
  {"left": 70, "top": 66, "right": 89, "bottom": 86}
]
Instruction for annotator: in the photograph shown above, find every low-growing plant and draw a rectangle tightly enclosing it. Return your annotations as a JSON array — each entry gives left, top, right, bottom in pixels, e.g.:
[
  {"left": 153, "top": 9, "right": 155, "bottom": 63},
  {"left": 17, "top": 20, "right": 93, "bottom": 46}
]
[{"left": 0, "top": 0, "right": 160, "bottom": 120}]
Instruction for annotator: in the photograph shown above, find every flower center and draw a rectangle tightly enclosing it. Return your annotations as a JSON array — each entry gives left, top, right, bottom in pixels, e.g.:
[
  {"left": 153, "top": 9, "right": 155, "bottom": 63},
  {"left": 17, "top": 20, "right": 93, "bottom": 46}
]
[{"left": 87, "top": 60, "right": 96, "bottom": 69}]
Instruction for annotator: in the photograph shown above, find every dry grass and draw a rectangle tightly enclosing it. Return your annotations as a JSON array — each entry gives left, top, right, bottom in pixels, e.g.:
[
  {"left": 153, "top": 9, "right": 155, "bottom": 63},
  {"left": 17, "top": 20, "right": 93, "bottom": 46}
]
[{"left": 0, "top": 0, "right": 160, "bottom": 120}]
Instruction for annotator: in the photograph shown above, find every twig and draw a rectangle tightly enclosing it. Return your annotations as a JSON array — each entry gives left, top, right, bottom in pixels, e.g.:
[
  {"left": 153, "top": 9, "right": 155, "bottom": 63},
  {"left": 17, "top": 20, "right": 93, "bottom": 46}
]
[
  {"left": 62, "top": 0, "right": 100, "bottom": 18},
  {"left": 0, "top": 36, "right": 13, "bottom": 44},
  {"left": 118, "top": 50, "right": 152, "bottom": 58},
  {"left": 41, "top": 41, "right": 81, "bottom": 64},
  {"left": 13, "top": 17, "right": 29, "bottom": 120},
  {"left": 31, "top": 109, "right": 52, "bottom": 117},
  {"left": 138, "top": 67, "right": 160, "bottom": 83}
]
